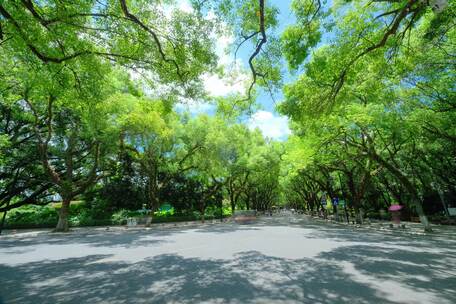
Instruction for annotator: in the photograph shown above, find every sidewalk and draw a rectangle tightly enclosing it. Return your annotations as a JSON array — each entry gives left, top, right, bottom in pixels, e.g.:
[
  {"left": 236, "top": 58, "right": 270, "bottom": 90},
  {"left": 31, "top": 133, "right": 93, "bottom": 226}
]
[
  {"left": 0, "top": 218, "right": 231, "bottom": 238},
  {"left": 309, "top": 215, "right": 456, "bottom": 238}
]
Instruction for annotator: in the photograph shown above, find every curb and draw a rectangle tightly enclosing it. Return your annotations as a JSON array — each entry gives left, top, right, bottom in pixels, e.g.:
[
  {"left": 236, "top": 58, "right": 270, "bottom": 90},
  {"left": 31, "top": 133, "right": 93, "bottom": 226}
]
[{"left": 308, "top": 216, "right": 430, "bottom": 236}]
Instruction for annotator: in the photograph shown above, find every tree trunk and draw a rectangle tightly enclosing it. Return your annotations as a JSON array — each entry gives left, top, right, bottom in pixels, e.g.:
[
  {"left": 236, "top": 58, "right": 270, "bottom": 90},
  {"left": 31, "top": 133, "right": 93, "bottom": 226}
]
[
  {"left": 334, "top": 205, "right": 339, "bottom": 222},
  {"left": 55, "top": 199, "right": 70, "bottom": 232},
  {"left": 220, "top": 199, "right": 224, "bottom": 222},
  {"left": 147, "top": 190, "right": 159, "bottom": 227},
  {"left": 201, "top": 205, "right": 205, "bottom": 223},
  {"left": 245, "top": 193, "right": 251, "bottom": 211},
  {"left": 343, "top": 203, "right": 349, "bottom": 223},
  {"left": 357, "top": 208, "right": 364, "bottom": 225},
  {"left": 414, "top": 201, "right": 431, "bottom": 232},
  {"left": 0, "top": 199, "right": 10, "bottom": 235},
  {"left": 368, "top": 151, "right": 432, "bottom": 232},
  {"left": 148, "top": 180, "right": 160, "bottom": 212},
  {"left": 435, "top": 186, "right": 450, "bottom": 218},
  {"left": 228, "top": 182, "right": 236, "bottom": 213},
  {"left": 0, "top": 209, "right": 7, "bottom": 235}
]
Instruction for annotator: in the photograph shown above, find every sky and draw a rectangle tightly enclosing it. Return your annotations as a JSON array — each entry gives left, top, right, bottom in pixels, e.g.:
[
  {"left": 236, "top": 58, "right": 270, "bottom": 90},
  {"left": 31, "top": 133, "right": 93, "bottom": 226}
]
[{"left": 175, "top": 0, "right": 296, "bottom": 141}]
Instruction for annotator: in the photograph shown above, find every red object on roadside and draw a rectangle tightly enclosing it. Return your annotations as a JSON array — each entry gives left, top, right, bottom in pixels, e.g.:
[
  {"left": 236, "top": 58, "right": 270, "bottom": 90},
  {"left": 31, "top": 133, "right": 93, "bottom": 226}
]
[{"left": 388, "top": 205, "right": 403, "bottom": 212}]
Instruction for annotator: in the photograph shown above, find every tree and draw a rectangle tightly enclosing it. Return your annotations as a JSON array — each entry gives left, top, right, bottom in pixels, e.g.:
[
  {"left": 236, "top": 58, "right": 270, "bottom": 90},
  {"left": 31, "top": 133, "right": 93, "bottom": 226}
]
[
  {"left": 0, "top": 101, "right": 53, "bottom": 234},
  {"left": 244, "top": 141, "right": 283, "bottom": 212},
  {"left": 0, "top": 0, "right": 223, "bottom": 230},
  {"left": 280, "top": 0, "right": 452, "bottom": 110},
  {"left": 24, "top": 94, "right": 113, "bottom": 231},
  {"left": 278, "top": 1, "right": 454, "bottom": 231},
  {"left": 0, "top": 0, "right": 218, "bottom": 97}
]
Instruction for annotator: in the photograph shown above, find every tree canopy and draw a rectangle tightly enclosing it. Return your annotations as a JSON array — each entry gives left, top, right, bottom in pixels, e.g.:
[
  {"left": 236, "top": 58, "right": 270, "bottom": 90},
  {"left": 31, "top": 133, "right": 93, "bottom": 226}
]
[{"left": 0, "top": 0, "right": 454, "bottom": 232}]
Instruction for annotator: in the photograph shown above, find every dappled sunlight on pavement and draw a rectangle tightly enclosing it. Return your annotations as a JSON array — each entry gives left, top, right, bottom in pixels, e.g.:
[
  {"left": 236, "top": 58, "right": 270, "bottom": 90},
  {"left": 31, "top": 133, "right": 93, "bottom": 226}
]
[{"left": 0, "top": 215, "right": 455, "bottom": 303}]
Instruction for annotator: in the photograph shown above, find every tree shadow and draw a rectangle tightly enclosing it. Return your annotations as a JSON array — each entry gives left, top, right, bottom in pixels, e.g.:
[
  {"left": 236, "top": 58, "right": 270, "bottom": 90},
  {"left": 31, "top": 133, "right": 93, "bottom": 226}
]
[
  {"left": 0, "top": 251, "right": 407, "bottom": 304},
  {"left": 0, "top": 216, "right": 455, "bottom": 303},
  {"left": 318, "top": 245, "right": 456, "bottom": 302},
  {"left": 0, "top": 229, "right": 175, "bottom": 250}
]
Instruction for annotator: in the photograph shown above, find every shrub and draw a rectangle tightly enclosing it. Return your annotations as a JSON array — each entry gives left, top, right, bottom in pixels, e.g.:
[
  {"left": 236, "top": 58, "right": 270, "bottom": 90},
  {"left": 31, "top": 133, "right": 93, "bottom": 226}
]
[
  {"left": 52, "top": 201, "right": 86, "bottom": 215},
  {"left": 111, "top": 209, "right": 130, "bottom": 225},
  {"left": 5, "top": 205, "right": 58, "bottom": 228},
  {"left": 204, "top": 206, "right": 219, "bottom": 217},
  {"left": 6, "top": 201, "right": 114, "bottom": 228},
  {"left": 111, "top": 209, "right": 145, "bottom": 225},
  {"left": 100, "top": 179, "right": 146, "bottom": 211}
]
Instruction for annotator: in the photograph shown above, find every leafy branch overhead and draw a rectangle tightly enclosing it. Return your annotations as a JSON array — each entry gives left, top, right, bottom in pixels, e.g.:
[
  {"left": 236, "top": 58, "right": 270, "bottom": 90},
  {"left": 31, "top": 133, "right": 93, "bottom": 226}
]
[
  {"left": 280, "top": 0, "right": 452, "bottom": 114},
  {"left": 0, "top": 0, "right": 454, "bottom": 235},
  {"left": 0, "top": 0, "right": 217, "bottom": 94}
]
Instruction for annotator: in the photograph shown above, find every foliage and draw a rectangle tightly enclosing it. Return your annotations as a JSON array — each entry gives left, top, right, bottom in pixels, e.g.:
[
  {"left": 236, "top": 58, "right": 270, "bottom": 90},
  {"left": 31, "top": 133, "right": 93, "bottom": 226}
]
[
  {"left": 1, "top": 0, "right": 454, "bottom": 233},
  {"left": 278, "top": 1, "right": 455, "bottom": 229},
  {"left": 5, "top": 205, "right": 59, "bottom": 228}
]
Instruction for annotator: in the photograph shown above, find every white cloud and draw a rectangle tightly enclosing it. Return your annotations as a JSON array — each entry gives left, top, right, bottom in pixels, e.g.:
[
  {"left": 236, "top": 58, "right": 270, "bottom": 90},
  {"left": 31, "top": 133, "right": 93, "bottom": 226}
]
[
  {"left": 203, "top": 10, "right": 250, "bottom": 97},
  {"left": 214, "top": 32, "right": 234, "bottom": 66},
  {"left": 157, "top": 1, "right": 248, "bottom": 98},
  {"left": 202, "top": 31, "right": 248, "bottom": 97},
  {"left": 248, "top": 111, "right": 291, "bottom": 140},
  {"left": 175, "top": 101, "right": 214, "bottom": 115},
  {"left": 140, "top": 1, "right": 248, "bottom": 102},
  {"left": 202, "top": 69, "right": 247, "bottom": 96},
  {"left": 161, "top": 0, "right": 194, "bottom": 18},
  {"left": 177, "top": 0, "right": 193, "bottom": 13}
]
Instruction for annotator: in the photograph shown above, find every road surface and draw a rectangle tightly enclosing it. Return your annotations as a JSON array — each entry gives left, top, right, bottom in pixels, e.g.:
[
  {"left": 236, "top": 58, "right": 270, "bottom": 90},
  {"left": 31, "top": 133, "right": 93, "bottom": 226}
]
[{"left": 1, "top": 215, "right": 455, "bottom": 303}]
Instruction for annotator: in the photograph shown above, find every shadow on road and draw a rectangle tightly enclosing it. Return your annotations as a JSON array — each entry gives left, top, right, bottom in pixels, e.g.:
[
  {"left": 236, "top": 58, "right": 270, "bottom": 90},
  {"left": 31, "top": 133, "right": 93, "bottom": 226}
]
[
  {"left": 0, "top": 251, "right": 414, "bottom": 304},
  {"left": 0, "top": 216, "right": 455, "bottom": 304}
]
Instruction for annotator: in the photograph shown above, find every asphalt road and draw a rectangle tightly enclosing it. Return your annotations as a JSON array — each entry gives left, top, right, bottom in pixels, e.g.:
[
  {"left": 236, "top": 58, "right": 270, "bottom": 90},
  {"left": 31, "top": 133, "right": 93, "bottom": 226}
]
[{"left": 0, "top": 215, "right": 455, "bottom": 304}]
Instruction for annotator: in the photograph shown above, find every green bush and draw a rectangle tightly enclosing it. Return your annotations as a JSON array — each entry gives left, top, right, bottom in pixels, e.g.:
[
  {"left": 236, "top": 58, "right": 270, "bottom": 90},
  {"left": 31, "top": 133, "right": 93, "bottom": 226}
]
[
  {"left": 5, "top": 203, "right": 229, "bottom": 229},
  {"left": 111, "top": 209, "right": 130, "bottom": 225},
  {"left": 156, "top": 203, "right": 174, "bottom": 216},
  {"left": 222, "top": 207, "right": 232, "bottom": 216},
  {"left": 111, "top": 208, "right": 226, "bottom": 225},
  {"left": 111, "top": 209, "right": 145, "bottom": 225},
  {"left": 69, "top": 209, "right": 95, "bottom": 226},
  {"left": 6, "top": 202, "right": 114, "bottom": 228},
  {"left": 204, "top": 206, "right": 220, "bottom": 217},
  {"left": 5, "top": 205, "right": 58, "bottom": 228}
]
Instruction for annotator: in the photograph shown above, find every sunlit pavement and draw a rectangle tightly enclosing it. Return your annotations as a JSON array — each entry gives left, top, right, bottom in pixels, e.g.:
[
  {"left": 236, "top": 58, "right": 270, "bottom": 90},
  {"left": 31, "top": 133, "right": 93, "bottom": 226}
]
[{"left": 1, "top": 215, "right": 455, "bottom": 304}]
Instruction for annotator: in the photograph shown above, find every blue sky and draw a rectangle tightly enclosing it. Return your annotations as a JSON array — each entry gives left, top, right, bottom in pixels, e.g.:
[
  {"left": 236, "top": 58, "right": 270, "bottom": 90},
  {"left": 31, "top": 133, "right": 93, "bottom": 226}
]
[
  {"left": 174, "top": 0, "right": 296, "bottom": 140},
  {"left": 242, "top": 0, "right": 296, "bottom": 112},
  {"left": 229, "top": 0, "right": 296, "bottom": 140},
  {"left": 241, "top": 0, "right": 297, "bottom": 140}
]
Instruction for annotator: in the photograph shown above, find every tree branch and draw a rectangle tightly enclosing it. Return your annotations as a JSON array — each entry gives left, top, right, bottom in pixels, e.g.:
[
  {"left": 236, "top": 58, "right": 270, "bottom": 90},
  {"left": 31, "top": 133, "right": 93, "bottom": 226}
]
[{"left": 119, "top": 0, "right": 184, "bottom": 82}]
